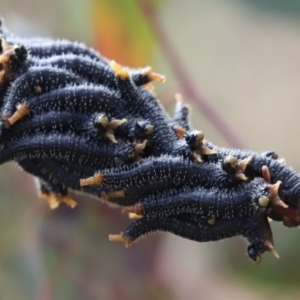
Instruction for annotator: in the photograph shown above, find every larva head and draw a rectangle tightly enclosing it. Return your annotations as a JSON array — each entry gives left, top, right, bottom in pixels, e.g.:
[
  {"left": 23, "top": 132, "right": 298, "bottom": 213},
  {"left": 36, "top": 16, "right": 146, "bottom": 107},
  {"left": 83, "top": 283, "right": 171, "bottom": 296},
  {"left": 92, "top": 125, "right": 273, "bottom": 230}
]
[
  {"left": 246, "top": 215, "right": 279, "bottom": 263},
  {"left": 185, "top": 130, "right": 204, "bottom": 150},
  {"left": 10, "top": 45, "right": 28, "bottom": 68},
  {"left": 262, "top": 150, "right": 279, "bottom": 160},
  {"left": 94, "top": 113, "right": 109, "bottom": 129},
  {"left": 0, "top": 40, "right": 29, "bottom": 82},
  {"left": 251, "top": 177, "right": 273, "bottom": 212},
  {"left": 247, "top": 243, "right": 263, "bottom": 264},
  {"left": 136, "top": 120, "right": 154, "bottom": 136}
]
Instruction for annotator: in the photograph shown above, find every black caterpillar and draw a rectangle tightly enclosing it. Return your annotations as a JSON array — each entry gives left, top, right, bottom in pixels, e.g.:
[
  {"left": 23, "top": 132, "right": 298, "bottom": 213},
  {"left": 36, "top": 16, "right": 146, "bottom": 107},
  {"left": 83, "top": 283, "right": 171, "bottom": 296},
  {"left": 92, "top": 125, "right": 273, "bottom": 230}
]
[{"left": 0, "top": 21, "right": 299, "bottom": 264}]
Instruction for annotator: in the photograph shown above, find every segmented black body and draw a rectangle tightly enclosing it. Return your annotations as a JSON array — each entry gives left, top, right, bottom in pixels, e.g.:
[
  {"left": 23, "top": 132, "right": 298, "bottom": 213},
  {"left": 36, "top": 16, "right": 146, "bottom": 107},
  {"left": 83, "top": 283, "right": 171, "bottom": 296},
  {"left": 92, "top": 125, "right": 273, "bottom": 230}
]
[{"left": 0, "top": 22, "right": 299, "bottom": 263}]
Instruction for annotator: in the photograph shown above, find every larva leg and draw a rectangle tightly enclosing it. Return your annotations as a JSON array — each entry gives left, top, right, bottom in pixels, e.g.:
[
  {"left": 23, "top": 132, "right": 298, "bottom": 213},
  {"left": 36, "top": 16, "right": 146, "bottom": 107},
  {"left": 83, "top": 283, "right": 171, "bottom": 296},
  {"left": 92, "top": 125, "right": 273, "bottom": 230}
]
[
  {"left": 37, "top": 178, "right": 77, "bottom": 209},
  {"left": 39, "top": 159, "right": 104, "bottom": 198},
  {"left": 19, "top": 160, "right": 77, "bottom": 209},
  {"left": 37, "top": 179, "right": 61, "bottom": 209}
]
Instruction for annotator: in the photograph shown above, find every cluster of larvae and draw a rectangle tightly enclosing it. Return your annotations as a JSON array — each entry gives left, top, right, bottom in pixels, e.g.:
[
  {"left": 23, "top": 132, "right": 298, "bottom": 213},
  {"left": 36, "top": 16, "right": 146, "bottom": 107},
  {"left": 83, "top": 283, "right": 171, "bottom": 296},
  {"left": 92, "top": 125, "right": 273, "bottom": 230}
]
[{"left": 1, "top": 23, "right": 300, "bottom": 264}]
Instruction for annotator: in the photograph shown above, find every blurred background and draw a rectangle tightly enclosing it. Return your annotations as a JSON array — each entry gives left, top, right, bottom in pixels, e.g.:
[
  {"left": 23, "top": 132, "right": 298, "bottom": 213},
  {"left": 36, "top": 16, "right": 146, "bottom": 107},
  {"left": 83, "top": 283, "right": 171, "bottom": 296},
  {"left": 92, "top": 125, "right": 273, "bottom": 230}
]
[{"left": 1, "top": 0, "right": 300, "bottom": 299}]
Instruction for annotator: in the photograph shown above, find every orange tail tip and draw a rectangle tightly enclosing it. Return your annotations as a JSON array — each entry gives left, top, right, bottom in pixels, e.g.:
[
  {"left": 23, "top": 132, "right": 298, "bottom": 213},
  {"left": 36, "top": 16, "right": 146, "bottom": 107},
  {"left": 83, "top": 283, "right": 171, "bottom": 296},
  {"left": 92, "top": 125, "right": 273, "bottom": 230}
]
[
  {"left": 142, "top": 66, "right": 166, "bottom": 83},
  {"left": 80, "top": 173, "right": 103, "bottom": 186},
  {"left": 40, "top": 192, "right": 60, "bottom": 210},
  {"left": 8, "top": 103, "right": 29, "bottom": 125},
  {"left": 100, "top": 191, "right": 110, "bottom": 202},
  {"left": 134, "top": 140, "right": 148, "bottom": 154},
  {"left": 108, "top": 234, "right": 132, "bottom": 247},
  {"left": 109, "top": 234, "right": 125, "bottom": 242},
  {"left": 173, "top": 125, "right": 185, "bottom": 140},
  {"left": 122, "top": 204, "right": 144, "bottom": 215},
  {"left": 105, "top": 132, "right": 118, "bottom": 144},
  {"left": 262, "top": 165, "right": 271, "bottom": 183},
  {"left": 57, "top": 195, "right": 77, "bottom": 208},
  {"left": 109, "top": 118, "right": 127, "bottom": 130},
  {"left": 270, "top": 181, "right": 281, "bottom": 193},
  {"left": 264, "top": 240, "right": 280, "bottom": 259},
  {"left": 105, "top": 118, "right": 127, "bottom": 144},
  {"left": 235, "top": 173, "right": 248, "bottom": 181},
  {"left": 192, "top": 152, "right": 203, "bottom": 163},
  {"left": 269, "top": 181, "right": 283, "bottom": 201},
  {"left": 100, "top": 191, "right": 124, "bottom": 202},
  {"left": 110, "top": 60, "right": 129, "bottom": 80},
  {"left": 272, "top": 197, "right": 288, "bottom": 209},
  {"left": 200, "top": 146, "right": 217, "bottom": 156},
  {"left": 107, "top": 190, "right": 125, "bottom": 199},
  {"left": 147, "top": 71, "right": 166, "bottom": 83},
  {"left": 175, "top": 93, "right": 184, "bottom": 104},
  {"left": 237, "top": 156, "right": 252, "bottom": 172},
  {"left": 128, "top": 213, "right": 143, "bottom": 220},
  {"left": 268, "top": 181, "right": 287, "bottom": 208}
]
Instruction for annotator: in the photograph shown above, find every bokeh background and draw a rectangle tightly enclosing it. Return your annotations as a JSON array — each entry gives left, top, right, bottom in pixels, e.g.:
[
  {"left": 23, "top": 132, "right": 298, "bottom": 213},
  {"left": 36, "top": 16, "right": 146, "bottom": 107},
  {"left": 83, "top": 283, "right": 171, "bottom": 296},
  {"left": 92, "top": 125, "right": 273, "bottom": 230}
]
[{"left": 1, "top": 0, "right": 300, "bottom": 299}]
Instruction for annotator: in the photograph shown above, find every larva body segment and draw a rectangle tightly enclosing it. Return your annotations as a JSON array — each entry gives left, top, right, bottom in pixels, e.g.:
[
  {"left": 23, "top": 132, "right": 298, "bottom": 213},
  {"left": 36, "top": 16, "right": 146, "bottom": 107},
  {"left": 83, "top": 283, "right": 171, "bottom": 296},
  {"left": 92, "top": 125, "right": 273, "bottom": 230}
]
[
  {"left": 84, "top": 156, "right": 242, "bottom": 197},
  {"left": 116, "top": 214, "right": 276, "bottom": 262},
  {"left": 0, "top": 133, "right": 117, "bottom": 165},
  {"left": 21, "top": 39, "right": 107, "bottom": 63},
  {"left": 36, "top": 54, "right": 117, "bottom": 87},
  {"left": 19, "top": 159, "right": 71, "bottom": 209},
  {"left": 0, "top": 24, "right": 299, "bottom": 263},
  {"left": 36, "top": 55, "right": 162, "bottom": 89},
  {"left": 2, "top": 66, "right": 83, "bottom": 117},
  {"left": 131, "top": 177, "right": 271, "bottom": 219},
  {"left": 26, "top": 85, "right": 122, "bottom": 117},
  {"left": 1, "top": 111, "right": 86, "bottom": 141},
  {"left": 205, "top": 143, "right": 300, "bottom": 208},
  {"left": 80, "top": 156, "right": 206, "bottom": 205}
]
